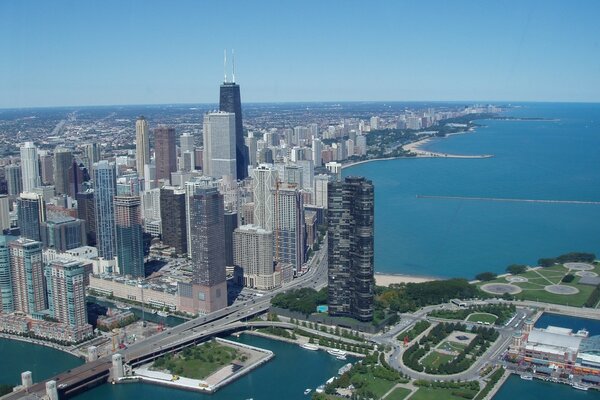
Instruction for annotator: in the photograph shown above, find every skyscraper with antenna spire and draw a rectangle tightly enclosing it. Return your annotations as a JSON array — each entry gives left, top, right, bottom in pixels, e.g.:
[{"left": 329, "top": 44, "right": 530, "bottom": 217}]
[{"left": 219, "top": 49, "right": 248, "bottom": 180}]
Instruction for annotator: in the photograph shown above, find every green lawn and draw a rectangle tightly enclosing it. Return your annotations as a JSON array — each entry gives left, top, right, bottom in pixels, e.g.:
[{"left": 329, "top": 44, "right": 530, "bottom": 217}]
[
  {"left": 411, "top": 387, "right": 476, "bottom": 400},
  {"left": 365, "top": 377, "right": 397, "bottom": 398},
  {"left": 478, "top": 264, "right": 597, "bottom": 307},
  {"left": 421, "top": 351, "right": 454, "bottom": 368},
  {"left": 466, "top": 313, "right": 498, "bottom": 324},
  {"left": 152, "top": 340, "right": 240, "bottom": 379},
  {"left": 438, "top": 340, "right": 467, "bottom": 352},
  {"left": 384, "top": 387, "right": 412, "bottom": 400}
]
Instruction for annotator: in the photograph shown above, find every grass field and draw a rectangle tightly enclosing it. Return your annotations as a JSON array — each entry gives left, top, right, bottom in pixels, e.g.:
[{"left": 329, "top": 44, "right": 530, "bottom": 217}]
[
  {"left": 384, "top": 387, "right": 412, "bottom": 400},
  {"left": 466, "top": 313, "right": 498, "bottom": 324},
  {"left": 411, "top": 387, "right": 477, "bottom": 400},
  {"left": 421, "top": 351, "right": 455, "bottom": 368},
  {"left": 478, "top": 264, "right": 599, "bottom": 307},
  {"left": 438, "top": 340, "right": 467, "bottom": 352},
  {"left": 365, "top": 377, "right": 397, "bottom": 398}
]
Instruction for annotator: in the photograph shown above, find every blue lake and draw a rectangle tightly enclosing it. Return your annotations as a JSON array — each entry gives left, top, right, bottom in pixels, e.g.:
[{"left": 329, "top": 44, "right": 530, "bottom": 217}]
[{"left": 344, "top": 103, "right": 600, "bottom": 279}]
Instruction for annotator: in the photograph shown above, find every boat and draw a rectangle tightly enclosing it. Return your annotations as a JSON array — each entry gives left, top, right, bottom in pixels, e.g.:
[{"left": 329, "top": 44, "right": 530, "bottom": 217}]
[
  {"left": 336, "top": 354, "right": 347, "bottom": 360},
  {"left": 300, "top": 343, "right": 319, "bottom": 351},
  {"left": 304, "top": 388, "right": 312, "bottom": 395},
  {"left": 520, "top": 375, "right": 533, "bottom": 381},
  {"left": 157, "top": 311, "right": 168, "bottom": 317},
  {"left": 315, "top": 385, "right": 325, "bottom": 394},
  {"left": 327, "top": 349, "right": 346, "bottom": 357},
  {"left": 116, "top": 303, "right": 131, "bottom": 310},
  {"left": 572, "top": 383, "right": 589, "bottom": 391}
]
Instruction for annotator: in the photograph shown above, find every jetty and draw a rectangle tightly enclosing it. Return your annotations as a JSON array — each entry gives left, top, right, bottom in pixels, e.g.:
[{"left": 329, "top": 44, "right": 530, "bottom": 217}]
[{"left": 416, "top": 195, "right": 600, "bottom": 205}]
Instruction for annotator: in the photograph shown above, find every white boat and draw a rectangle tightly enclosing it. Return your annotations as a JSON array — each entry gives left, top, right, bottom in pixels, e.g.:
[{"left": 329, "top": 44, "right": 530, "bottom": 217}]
[
  {"left": 336, "top": 355, "right": 347, "bottom": 360},
  {"left": 301, "top": 343, "right": 319, "bottom": 351},
  {"left": 315, "top": 385, "right": 325, "bottom": 394},
  {"left": 572, "top": 383, "right": 589, "bottom": 391},
  {"left": 327, "top": 349, "right": 346, "bottom": 357},
  {"left": 116, "top": 303, "right": 131, "bottom": 310},
  {"left": 520, "top": 375, "right": 533, "bottom": 381},
  {"left": 157, "top": 311, "right": 168, "bottom": 317},
  {"left": 304, "top": 388, "right": 312, "bottom": 395}
]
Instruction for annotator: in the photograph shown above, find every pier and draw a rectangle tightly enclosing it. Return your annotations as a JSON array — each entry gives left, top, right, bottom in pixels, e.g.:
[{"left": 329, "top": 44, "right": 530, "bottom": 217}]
[{"left": 416, "top": 195, "right": 600, "bottom": 205}]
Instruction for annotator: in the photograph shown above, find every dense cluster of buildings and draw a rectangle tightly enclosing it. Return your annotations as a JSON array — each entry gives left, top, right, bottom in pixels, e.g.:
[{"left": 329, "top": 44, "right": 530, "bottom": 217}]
[{"left": 0, "top": 62, "right": 457, "bottom": 343}]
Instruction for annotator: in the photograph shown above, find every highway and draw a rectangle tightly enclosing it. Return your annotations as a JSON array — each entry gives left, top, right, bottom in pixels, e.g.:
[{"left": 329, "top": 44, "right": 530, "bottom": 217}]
[{"left": 2, "top": 241, "right": 329, "bottom": 400}]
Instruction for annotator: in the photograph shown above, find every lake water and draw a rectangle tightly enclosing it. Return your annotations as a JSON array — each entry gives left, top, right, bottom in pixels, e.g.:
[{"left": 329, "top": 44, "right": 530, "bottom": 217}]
[{"left": 344, "top": 103, "right": 600, "bottom": 279}]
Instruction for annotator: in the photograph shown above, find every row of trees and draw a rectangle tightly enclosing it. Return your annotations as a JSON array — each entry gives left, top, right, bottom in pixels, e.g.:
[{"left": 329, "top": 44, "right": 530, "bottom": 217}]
[
  {"left": 430, "top": 304, "right": 516, "bottom": 325},
  {"left": 271, "top": 287, "right": 327, "bottom": 316},
  {"left": 396, "top": 320, "right": 431, "bottom": 342},
  {"left": 538, "top": 252, "right": 595, "bottom": 268},
  {"left": 376, "top": 279, "right": 480, "bottom": 313}
]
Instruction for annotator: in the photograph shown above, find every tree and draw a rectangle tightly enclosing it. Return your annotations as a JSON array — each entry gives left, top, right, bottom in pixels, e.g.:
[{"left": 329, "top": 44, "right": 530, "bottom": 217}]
[
  {"left": 475, "top": 272, "right": 497, "bottom": 281},
  {"left": 506, "top": 264, "right": 527, "bottom": 275}
]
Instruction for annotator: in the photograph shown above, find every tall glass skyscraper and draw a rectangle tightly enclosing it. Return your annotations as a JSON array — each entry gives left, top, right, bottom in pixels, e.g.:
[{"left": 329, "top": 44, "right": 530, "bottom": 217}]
[
  {"left": 53, "top": 147, "right": 74, "bottom": 196},
  {"left": 17, "top": 192, "right": 45, "bottom": 242},
  {"left": 327, "top": 176, "right": 375, "bottom": 322},
  {"left": 219, "top": 81, "right": 248, "bottom": 180},
  {"left": 135, "top": 116, "right": 150, "bottom": 179},
  {"left": 93, "top": 161, "right": 117, "bottom": 260},
  {"left": 202, "top": 112, "right": 237, "bottom": 180},
  {"left": 114, "top": 196, "right": 144, "bottom": 278}
]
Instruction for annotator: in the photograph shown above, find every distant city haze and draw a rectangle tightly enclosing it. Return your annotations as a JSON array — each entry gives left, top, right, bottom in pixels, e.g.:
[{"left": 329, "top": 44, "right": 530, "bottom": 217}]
[{"left": 1, "top": 0, "right": 599, "bottom": 108}]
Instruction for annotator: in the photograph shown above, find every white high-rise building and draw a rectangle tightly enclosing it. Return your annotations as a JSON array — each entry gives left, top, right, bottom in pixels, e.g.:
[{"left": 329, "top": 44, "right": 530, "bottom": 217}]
[
  {"left": 272, "top": 184, "right": 305, "bottom": 272},
  {"left": 20, "top": 142, "right": 40, "bottom": 193},
  {"left": 203, "top": 112, "right": 236, "bottom": 180},
  {"left": 314, "top": 174, "right": 330, "bottom": 208},
  {"left": 135, "top": 116, "right": 150, "bottom": 179},
  {"left": 180, "top": 132, "right": 195, "bottom": 171},
  {"left": 312, "top": 138, "right": 323, "bottom": 167},
  {"left": 251, "top": 164, "right": 278, "bottom": 231},
  {"left": 0, "top": 195, "right": 9, "bottom": 232},
  {"left": 297, "top": 160, "right": 314, "bottom": 190}
]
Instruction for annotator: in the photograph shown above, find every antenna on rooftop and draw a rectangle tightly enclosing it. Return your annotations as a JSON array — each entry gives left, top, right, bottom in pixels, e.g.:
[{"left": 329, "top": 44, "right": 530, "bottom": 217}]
[
  {"left": 224, "top": 49, "right": 228, "bottom": 83},
  {"left": 232, "top": 49, "right": 236, "bottom": 83}
]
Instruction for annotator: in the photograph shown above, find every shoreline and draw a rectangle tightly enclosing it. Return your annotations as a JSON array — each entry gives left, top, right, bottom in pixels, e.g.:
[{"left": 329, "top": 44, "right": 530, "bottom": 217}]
[
  {"left": 374, "top": 273, "right": 438, "bottom": 286},
  {"left": 0, "top": 333, "right": 82, "bottom": 359}
]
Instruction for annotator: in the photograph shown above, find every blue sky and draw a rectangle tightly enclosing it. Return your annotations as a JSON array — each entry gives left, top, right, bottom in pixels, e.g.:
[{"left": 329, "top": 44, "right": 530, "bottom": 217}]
[{"left": 1, "top": 0, "right": 599, "bottom": 107}]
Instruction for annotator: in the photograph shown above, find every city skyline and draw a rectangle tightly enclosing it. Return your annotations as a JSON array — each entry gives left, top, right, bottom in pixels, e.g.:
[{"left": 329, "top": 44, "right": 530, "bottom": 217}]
[{"left": 1, "top": 1, "right": 600, "bottom": 108}]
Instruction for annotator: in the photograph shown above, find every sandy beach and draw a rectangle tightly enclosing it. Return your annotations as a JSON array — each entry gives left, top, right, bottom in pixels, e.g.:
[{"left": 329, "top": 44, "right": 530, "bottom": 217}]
[
  {"left": 375, "top": 273, "right": 438, "bottom": 287},
  {"left": 402, "top": 136, "right": 493, "bottom": 159}
]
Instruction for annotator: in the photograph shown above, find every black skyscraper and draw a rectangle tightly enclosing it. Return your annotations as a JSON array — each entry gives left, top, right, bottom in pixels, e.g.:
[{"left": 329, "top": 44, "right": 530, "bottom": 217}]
[
  {"left": 219, "top": 82, "right": 248, "bottom": 180},
  {"left": 327, "top": 176, "right": 375, "bottom": 322}
]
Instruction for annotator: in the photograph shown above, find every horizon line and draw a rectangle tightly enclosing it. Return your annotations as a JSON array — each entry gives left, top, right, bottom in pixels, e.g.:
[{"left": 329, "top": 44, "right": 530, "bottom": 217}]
[{"left": 2, "top": 99, "right": 600, "bottom": 112}]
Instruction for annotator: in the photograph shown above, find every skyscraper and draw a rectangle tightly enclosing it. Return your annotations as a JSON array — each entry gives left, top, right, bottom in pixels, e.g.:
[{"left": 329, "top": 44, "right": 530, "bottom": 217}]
[
  {"left": 39, "top": 152, "right": 54, "bottom": 185},
  {"left": 0, "top": 235, "right": 15, "bottom": 313},
  {"left": 234, "top": 224, "right": 279, "bottom": 290},
  {"left": 224, "top": 211, "right": 238, "bottom": 267},
  {"left": 82, "top": 143, "right": 100, "bottom": 171},
  {"left": 17, "top": 192, "right": 45, "bottom": 242},
  {"left": 272, "top": 184, "right": 305, "bottom": 273},
  {"left": 188, "top": 180, "right": 227, "bottom": 313},
  {"left": 219, "top": 79, "right": 248, "bottom": 179},
  {"left": 53, "top": 147, "right": 74, "bottom": 196},
  {"left": 135, "top": 116, "right": 150, "bottom": 179},
  {"left": 40, "top": 215, "right": 86, "bottom": 251},
  {"left": 251, "top": 164, "right": 277, "bottom": 230},
  {"left": 154, "top": 126, "right": 177, "bottom": 184},
  {"left": 114, "top": 196, "right": 144, "bottom": 278},
  {"left": 76, "top": 190, "right": 96, "bottom": 246},
  {"left": 5, "top": 164, "right": 23, "bottom": 196},
  {"left": 93, "top": 161, "right": 117, "bottom": 260},
  {"left": 327, "top": 176, "right": 375, "bottom": 322},
  {"left": 160, "top": 186, "right": 187, "bottom": 255},
  {"left": 20, "top": 142, "right": 40, "bottom": 192},
  {"left": 45, "top": 259, "right": 89, "bottom": 332},
  {"left": 179, "top": 132, "right": 195, "bottom": 172},
  {"left": 202, "top": 112, "right": 237, "bottom": 180},
  {"left": 9, "top": 238, "right": 46, "bottom": 315},
  {"left": 0, "top": 195, "right": 10, "bottom": 233}
]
